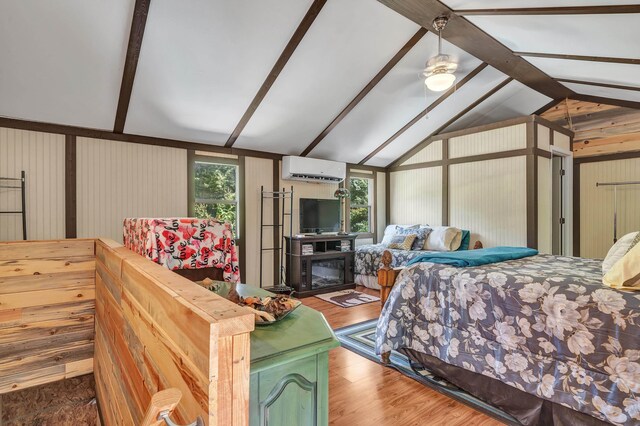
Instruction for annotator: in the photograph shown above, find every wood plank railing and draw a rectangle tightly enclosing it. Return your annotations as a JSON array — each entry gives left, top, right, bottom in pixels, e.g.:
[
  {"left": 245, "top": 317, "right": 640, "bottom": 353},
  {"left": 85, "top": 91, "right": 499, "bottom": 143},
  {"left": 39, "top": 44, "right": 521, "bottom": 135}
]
[
  {"left": 0, "top": 239, "right": 96, "bottom": 393},
  {"left": 0, "top": 238, "right": 254, "bottom": 426}
]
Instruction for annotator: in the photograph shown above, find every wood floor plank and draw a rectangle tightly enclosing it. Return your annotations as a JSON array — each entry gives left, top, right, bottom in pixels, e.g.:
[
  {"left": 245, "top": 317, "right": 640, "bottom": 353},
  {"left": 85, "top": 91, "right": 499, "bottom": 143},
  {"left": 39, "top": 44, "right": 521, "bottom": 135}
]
[{"left": 301, "top": 286, "right": 504, "bottom": 426}]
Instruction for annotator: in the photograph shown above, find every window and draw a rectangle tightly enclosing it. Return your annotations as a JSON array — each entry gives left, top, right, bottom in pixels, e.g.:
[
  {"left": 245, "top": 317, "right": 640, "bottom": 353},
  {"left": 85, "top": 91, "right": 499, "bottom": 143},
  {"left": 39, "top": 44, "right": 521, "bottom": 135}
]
[
  {"left": 349, "top": 176, "right": 373, "bottom": 234},
  {"left": 192, "top": 159, "right": 239, "bottom": 234}
]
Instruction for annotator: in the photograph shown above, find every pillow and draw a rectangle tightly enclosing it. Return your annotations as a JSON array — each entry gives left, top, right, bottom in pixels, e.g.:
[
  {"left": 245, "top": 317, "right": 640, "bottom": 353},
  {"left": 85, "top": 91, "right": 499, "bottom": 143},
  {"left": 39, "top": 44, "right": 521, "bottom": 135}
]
[
  {"left": 603, "top": 232, "right": 640, "bottom": 275},
  {"left": 395, "top": 226, "right": 431, "bottom": 250},
  {"left": 381, "top": 224, "right": 418, "bottom": 246},
  {"left": 456, "top": 230, "right": 471, "bottom": 251},
  {"left": 603, "top": 240, "right": 640, "bottom": 289},
  {"left": 387, "top": 234, "right": 417, "bottom": 251},
  {"left": 424, "top": 226, "right": 462, "bottom": 251},
  {"left": 626, "top": 232, "right": 640, "bottom": 254}
]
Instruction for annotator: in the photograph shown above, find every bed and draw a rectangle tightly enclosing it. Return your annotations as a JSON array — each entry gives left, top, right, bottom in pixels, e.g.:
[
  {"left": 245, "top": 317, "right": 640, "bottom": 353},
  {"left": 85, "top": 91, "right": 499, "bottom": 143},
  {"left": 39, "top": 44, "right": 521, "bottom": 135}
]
[{"left": 375, "top": 251, "right": 640, "bottom": 425}]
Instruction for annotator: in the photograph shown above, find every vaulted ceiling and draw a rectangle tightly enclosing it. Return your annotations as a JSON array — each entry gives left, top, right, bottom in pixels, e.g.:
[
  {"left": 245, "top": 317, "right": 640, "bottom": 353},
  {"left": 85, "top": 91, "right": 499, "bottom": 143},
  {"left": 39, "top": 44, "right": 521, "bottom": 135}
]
[{"left": 0, "top": 0, "right": 638, "bottom": 167}]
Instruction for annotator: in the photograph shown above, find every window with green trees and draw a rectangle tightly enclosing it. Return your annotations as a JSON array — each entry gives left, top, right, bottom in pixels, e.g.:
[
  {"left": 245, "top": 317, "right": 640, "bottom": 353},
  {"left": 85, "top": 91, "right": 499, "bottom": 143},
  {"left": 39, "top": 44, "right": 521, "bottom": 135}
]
[
  {"left": 193, "top": 160, "right": 239, "bottom": 234},
  {"left": 349, "top": 177, "right": 373, "bottom": 233}
]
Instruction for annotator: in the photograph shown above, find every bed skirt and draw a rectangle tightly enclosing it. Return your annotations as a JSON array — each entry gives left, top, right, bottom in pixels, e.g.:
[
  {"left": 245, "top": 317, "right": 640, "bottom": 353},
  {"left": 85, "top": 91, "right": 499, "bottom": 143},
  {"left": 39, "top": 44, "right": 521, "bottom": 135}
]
[
  {"left": 355, "top": 274, "right": 380, "bottom": 290},
  {"left": 401, "top": 349, "right": 607, "bottom": 426}
]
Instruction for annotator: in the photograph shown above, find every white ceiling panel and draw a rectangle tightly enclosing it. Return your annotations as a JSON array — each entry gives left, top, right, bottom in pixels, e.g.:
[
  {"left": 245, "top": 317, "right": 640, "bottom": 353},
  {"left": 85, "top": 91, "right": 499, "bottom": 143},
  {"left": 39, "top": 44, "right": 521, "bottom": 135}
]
[
  {"left": 365, "top": 66, "right": 507, "bottom": 167},
  {"left": 442, "top": 1, "right": 640, "bottom": 10},
  {"left": 308, "top": 34, "right": 482, "bottom": 163},
  {"left": 562, "top": 82, "right": 640, "bottom": 103},
  {"left": 524, "top": 57, "right": 640, "bottom": 89},
  {"left": 0, "top": 0, "right": 133, "bottom": 129},
  {"left": 467, "top": 14, "right": 640, "bottom": 59},
  {"left": 444, "top": 81, "right": 551, "bottom": 132},
  {"left": 232, "top": 0, "right": 420, "bottom": 154},
  {"left": 125, "top": 0, "right": 314, "bottom": 144}
]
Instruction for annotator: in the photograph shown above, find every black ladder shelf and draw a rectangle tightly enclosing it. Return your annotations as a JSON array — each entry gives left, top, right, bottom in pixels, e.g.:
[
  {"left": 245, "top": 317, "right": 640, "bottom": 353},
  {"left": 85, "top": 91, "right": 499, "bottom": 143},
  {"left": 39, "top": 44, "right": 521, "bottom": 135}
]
[
  {"left": 259, "top": 185, "right": 294, "bottom": 293},
  {"left": 0, "top": 171, "right": 27, "bottom": 240}
]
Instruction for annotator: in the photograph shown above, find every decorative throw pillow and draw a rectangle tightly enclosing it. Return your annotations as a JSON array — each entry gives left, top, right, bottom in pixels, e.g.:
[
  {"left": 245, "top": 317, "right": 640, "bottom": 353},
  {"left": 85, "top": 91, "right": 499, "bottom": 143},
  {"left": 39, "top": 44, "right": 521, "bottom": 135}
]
[
  {"left": 424, "top": 226, "right": 462, "bottom": 251},
  {"left": 626, "top": 232, "right": 640, "bottom": 254},
  {"left": 603, "top": 240, "right": 640, "bottom": 289},
  {"left": 395, "top": 226, "right": 431, "bottom": 250},
  {"left": 387, "top": 234, "right": 417, "bottom": 251},
  {"left": 456, "top": 230, "right": 471, "bottom": 251},
  {"left": 603, "top": 232, "right": 640, "bottom": 275},
  {"left": 381, "top": 224, "right": 418, "bottom": 246}
]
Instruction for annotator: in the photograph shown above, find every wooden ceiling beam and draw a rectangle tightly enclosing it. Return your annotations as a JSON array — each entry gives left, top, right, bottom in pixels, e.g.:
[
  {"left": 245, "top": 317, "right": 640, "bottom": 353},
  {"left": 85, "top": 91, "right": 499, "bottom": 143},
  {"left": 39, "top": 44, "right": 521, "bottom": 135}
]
[
  {"left": 357, "top": 62, "right": 488, "bottom": 165},
  {"left": 557, "top": 78, "right": 640, "bottom": 93},
  {"left": 455, "top": 5, "right": 640, "bottom": 16},
  {"left": 299, "top": 27, "right": 428, "bottom": 157},
  {"left": 533, "top": 98, "right": 563, "bottom": 116},
  {"left": 376, "top": 0, "right": 572, "bottom": 100},
  {"left": 113, "top": 0, "right": 151, "bottom": 134},
  {"left": 515, "top": 51, "right": 640, "bottom": 65},
  {"left": 225, "top": 0, "right": 327, "bottom": 148},
  {"left": 571, "top": 94, "right": 640, "bottom": 111},
  {"left": 389, "top": 76, "right": 513, "bottom": 167}
]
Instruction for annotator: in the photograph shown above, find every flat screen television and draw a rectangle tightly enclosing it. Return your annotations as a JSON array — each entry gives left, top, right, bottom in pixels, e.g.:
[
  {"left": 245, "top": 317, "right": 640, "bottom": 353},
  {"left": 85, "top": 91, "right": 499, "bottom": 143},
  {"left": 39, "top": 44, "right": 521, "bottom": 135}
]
[{"left": 299, "top": 198, "right": 340, "bottom": 234}]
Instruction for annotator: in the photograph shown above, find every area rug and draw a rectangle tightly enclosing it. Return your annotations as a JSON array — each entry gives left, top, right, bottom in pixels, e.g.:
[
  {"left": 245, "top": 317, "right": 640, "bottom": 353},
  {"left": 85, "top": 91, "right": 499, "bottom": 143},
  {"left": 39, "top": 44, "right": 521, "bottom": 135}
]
[
  {"left": 315, "top": 290, "right": 379, "bottom": 307},
  {"left": 334, "top": 319, "right": 518, "bottom": 425}
]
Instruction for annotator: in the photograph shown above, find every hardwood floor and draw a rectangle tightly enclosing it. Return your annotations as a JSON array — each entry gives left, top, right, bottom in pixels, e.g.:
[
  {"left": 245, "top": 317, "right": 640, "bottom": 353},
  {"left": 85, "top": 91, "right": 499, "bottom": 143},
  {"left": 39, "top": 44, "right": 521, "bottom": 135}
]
[{"left": 302, "top": 286, "right": 504, "bottom": 426}]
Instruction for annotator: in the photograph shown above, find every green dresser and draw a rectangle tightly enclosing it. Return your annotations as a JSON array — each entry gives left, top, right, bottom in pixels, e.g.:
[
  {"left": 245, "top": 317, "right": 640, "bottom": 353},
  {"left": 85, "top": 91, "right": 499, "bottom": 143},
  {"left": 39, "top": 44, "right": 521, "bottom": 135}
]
[{"left": 234, "top": 285, "right": 339, "bottom": 426}]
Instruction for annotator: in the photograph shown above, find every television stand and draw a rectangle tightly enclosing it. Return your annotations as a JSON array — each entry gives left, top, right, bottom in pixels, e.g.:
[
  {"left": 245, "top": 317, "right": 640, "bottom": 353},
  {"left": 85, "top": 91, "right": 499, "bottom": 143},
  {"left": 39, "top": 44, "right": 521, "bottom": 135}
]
[{"left": 285, "top": 234, "right": 357, "bottom": 297}]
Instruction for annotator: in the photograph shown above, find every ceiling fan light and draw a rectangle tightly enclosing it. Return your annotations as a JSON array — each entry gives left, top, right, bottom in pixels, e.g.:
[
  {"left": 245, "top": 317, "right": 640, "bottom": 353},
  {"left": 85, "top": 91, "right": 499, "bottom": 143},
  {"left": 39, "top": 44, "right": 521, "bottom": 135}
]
[{"left": 425, "top": 72, "right": 456, "bottom": 92}]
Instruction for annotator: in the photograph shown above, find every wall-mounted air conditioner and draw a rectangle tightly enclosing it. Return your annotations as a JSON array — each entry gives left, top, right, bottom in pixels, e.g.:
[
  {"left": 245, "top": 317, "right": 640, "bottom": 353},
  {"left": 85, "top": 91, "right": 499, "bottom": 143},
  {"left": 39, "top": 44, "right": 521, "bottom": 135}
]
[{"left": 282, "top": 156, "right": 346, "bottom": 183}]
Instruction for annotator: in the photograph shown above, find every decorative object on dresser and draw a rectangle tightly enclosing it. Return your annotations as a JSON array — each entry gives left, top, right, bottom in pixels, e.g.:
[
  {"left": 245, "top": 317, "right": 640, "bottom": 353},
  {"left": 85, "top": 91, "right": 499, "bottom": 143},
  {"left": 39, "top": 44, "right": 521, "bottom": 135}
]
[{"left": 285, "top": 234, "right": 357, "bottom": 297}]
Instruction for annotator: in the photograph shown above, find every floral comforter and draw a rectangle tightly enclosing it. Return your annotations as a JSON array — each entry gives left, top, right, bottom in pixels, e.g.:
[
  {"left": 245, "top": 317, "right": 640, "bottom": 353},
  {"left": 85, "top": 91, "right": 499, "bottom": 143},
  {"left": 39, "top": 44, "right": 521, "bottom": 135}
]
[
  {"left": 355, "top": 244, "right": 434, "bottom": 276},
  {"left": 376, "top": 254, "right": 640, "bottom": 425}
]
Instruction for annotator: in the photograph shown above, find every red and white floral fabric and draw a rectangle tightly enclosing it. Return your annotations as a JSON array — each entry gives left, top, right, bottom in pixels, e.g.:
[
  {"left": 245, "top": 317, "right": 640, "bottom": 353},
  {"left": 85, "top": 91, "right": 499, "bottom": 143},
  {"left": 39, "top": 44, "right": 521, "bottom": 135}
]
[{"left": 123, "top": 218, "right": 240, "bottom": 283}]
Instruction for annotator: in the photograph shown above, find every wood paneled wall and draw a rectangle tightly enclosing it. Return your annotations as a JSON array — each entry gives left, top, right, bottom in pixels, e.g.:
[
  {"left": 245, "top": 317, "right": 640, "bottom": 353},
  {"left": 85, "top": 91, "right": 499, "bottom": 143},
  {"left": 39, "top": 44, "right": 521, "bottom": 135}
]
[
  {"left": 0, "top": 239, "right": 95, "bottom": 394},
  {"left": 541, "top": 99, "right": 640, "bottom": 157},
  {"left": 388, "top": 116, "right": 572, "bottom": 250},
  {"left": 0, "top": 128, "right": 66, "bottom": 241},
  {"left": 77, "top": 138, "right": 188, "bottom": 242},
  {"left": 94, "top": 239, "right": 254, "bottom": 426}
]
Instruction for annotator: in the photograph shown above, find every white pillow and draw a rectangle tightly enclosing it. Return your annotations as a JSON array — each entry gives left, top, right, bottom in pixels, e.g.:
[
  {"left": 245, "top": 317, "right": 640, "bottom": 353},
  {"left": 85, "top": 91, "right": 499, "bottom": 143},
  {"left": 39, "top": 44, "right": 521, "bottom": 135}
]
[
  {"left": 603, "top": 232, "right": 640, "bottom": 275},
  {"left": 380, "top": 224, "right": 418, "bottom": 245},
  {"left": 424, "top": 226, "right": 462, "bottom": 251}
]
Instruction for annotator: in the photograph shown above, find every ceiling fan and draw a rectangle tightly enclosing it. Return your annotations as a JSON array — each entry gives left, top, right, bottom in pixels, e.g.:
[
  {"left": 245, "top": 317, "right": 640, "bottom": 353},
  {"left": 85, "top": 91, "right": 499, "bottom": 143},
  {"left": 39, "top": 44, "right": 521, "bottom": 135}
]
[{"left": 423, "top": 16, "right": 458, "bottom": 92}]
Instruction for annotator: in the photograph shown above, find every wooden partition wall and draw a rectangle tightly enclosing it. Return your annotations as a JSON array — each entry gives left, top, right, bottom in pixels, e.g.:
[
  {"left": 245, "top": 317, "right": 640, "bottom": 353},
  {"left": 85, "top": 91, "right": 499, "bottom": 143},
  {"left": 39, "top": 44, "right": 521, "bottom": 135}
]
[
  {"left": 0, "top": 238, "right": 254, "bottom": 426},
  {"left": 95, "top": 239, "right": 254, "bottom": 425},
  {"left": 0, "top": 239, "right": 96, "bottom": 393}
]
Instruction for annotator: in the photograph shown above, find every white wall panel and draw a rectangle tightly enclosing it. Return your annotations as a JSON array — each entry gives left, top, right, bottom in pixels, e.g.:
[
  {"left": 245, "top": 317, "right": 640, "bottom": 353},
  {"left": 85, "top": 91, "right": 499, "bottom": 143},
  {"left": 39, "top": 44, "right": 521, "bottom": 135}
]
[
  {"left": 76, "top": 138, "right": 187, "bottom": 241},
  {"left": 445, "top": 81, "right": 550, "bottom": 133},
  {"left": 401, "top": 140, "right": 442, "bottom": 165},
  {"left": 376, "top": 171, "right": 386, "bottom": 243},
  {"left": 244, "top": 157, "right": 274, "bottom": 287},
  {"left": 580, "top": 158, "right": 640, "bottom": 259},
  {"left": 234, "top": 0, "right": 419, "bottom": 154},
  {"left": 538, "top": 125, "right": 551, "bottom": 152},
  {"left": 366, "top": 66, "right": 507, "bottom": 167},
  {"left": 390, "top": 167, "right": 442, "bottom": 226},
  {"left": 0, "top": 0, "right": 133, "bottom": 129},
  {"left": 468, "top": 14, "right": 640, "bottom": 60},
  {"left": 450, "top": 157, "right": 527, "bottom": 247},
  {"left": 554, "top": 132, "right": 571, "bottom": 152},
  {"left": 125, "top": 0, "right": 313, "bottom": 144},
  {"left": 538, "top": 157, "right": 552, "bottom": 254},
  {"left": 449, "top": 124, "right": 526, "bottom": 158},
  {"left": 0, "top": 128, "right": 65, "bottom": 241},
  {"left": 309, "top": 33, "right": 481, "bottom": 163},
  {"left": 561, "top": 81, "right": 640, "bottom": 104}
]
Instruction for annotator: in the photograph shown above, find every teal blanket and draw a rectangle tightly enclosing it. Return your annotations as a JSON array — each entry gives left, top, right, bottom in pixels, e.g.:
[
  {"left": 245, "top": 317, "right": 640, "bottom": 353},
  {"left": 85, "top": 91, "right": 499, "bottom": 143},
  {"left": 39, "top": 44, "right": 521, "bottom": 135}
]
[{"left": 405, "top": 246, "right": 538, "bottom": 267}]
